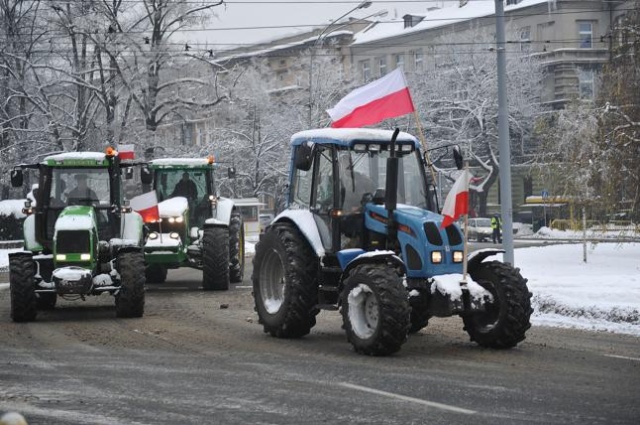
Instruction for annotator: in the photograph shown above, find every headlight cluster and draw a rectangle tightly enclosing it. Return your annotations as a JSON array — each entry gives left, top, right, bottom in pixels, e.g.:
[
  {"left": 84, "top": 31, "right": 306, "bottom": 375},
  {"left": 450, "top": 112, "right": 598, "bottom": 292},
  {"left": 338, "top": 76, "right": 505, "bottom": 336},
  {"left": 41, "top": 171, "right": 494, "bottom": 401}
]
[
  {"left": 148, "top": 232, "right": 181, "bottom": 240},
  {"left": 55, "top": 253, "right": 91, "bottom": 261},
  {"left": 148, "top": 232, "right": 159, "bottom": 240},
  {"left": 167, "top": 216, "right": 184, "bottom": 224},
  {"left": 430, "top": 250, "right": 465, "bottom": 264}
]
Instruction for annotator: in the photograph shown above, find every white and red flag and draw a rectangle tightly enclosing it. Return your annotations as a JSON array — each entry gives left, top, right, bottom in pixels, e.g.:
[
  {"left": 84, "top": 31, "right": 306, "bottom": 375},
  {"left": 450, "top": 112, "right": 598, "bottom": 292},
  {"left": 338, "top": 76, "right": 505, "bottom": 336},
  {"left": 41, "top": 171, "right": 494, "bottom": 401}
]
[
  {"left": 130, "top": 191, "right": 159, "bottom": 223},
  {"left": 326, "top": 68, "right": 415, "bottom": 128},
  {"left": 440, "top": 170, "right": 471, "bottom": 228},
  {"left": 117, "top": 144, "right": 135, "bottom": 160}
]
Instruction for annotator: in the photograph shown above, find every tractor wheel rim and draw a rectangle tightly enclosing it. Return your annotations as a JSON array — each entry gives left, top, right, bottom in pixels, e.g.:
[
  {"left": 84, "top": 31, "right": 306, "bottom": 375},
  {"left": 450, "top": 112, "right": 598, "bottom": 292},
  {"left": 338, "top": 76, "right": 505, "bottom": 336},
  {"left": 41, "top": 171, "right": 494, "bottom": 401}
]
[
  {"left": 260, "top": 248, "right": 285, "bottom": 314},
  {"left": 348, "top": 284, "right": 378, "bottom": 340}
]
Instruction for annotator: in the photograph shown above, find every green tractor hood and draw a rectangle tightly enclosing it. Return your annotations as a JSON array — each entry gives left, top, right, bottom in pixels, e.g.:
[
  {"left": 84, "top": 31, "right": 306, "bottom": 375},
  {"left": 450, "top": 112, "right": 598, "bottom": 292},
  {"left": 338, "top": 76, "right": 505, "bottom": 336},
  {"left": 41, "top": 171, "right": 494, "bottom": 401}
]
[{"left": 53, "top": 206, "right": 98, "bottom": 269}]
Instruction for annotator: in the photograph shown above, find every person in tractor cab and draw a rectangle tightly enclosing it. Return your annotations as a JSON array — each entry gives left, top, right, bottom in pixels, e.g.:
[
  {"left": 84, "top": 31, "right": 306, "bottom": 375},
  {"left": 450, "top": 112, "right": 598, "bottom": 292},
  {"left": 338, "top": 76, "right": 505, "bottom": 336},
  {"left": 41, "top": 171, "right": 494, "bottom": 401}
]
[
  {"left": 491, "top": 214, "right": 503, "bottom": 244},
  {"left": 338, "top": 151, "right": 376, "bottom": 248},
  {"left": 171, "top": 172, "right": 198, "bottom": 202},
  {"left": 67, "top": 174, "right": 98, "bottom": 205}
]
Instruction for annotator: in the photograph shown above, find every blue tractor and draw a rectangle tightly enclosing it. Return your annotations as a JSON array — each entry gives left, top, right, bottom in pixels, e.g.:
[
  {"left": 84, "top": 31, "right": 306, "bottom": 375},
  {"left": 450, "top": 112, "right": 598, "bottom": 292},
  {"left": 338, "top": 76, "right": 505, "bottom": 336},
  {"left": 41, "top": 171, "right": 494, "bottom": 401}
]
[{"left": 252, "top": 128, "right": 532, "bottom": 355}]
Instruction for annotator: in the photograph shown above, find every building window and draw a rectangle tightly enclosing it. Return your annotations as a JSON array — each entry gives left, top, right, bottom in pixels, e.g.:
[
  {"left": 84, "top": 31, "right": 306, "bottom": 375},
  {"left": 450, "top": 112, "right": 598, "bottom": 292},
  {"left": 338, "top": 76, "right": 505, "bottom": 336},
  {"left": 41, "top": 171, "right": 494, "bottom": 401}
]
[
  {"left": 360, "top": 60, "right": 371, "bottom": 81},
  {"left": 519, "top": 26, "right": 531, "bottom": 52},
  {"left": 413, "top": 49, "right": 424, "bottom": 71},
  {"left": 578, "top": 21, "right": 593, "bottom": 48},
  {"left": 578, "top": 68, "right": 594, "bottom": 99},
  {"left": 506, "top": 0, "right": 521, "bottom": 5},
  {"left": 394, "top": 53, "right": 405, "bottom": 70},
  {"left": 378, "top": 56, "right": 387, "bottom": 76}
]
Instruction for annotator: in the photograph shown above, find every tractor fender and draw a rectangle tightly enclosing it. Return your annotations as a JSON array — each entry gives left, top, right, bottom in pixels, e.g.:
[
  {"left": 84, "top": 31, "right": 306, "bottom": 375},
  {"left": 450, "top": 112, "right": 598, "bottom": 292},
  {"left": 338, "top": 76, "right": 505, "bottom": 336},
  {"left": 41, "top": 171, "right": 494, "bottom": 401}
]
[
  {"left": 271, "top": 209, "right": 325, "bottom": 258},
  {"left": 340, "top": 249, "right": 405, "bottom": 277},
  {"left": 208, "top": 197, "right": 234, "bottom": 227},
  {"left": 120, "top": 212, "right": 144, "bottom": 247},
  {"left": 467, "top": 248, "right": 505, "bottom": 272}
]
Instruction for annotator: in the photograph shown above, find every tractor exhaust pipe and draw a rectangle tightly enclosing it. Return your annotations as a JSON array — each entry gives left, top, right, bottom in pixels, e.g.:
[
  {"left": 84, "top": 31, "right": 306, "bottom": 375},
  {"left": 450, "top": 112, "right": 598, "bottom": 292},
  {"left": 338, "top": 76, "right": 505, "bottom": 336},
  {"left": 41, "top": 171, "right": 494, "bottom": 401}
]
[{"left": 385, "top": 129, "right": 400, "bottom": 248}]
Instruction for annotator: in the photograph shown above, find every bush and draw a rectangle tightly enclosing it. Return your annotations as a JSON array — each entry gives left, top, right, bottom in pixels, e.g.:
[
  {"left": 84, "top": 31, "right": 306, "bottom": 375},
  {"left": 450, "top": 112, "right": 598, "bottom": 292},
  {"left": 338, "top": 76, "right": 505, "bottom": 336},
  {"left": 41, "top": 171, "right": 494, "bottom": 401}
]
[{"left": 0, "top": 214, "right": 24, "bottom": 240}]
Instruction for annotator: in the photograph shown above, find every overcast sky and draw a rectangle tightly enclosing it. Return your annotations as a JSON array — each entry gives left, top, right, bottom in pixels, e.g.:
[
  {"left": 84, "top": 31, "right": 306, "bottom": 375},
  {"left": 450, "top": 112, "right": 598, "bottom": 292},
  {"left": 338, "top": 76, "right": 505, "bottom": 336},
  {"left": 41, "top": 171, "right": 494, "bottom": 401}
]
[{"left": 182, "top": 1, "right": 456, "bottom": 50}]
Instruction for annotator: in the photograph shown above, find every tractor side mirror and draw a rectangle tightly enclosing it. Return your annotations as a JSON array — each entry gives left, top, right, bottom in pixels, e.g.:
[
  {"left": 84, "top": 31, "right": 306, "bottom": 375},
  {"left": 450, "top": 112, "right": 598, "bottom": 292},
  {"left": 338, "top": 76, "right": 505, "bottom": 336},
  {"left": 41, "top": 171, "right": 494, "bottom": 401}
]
[
  {"left": 124, "top": 167, "right": 134, "bottom": 180},
  {"left": 10, "top": 169, "right": 23, "bottom": 187},
  {"left": 228, "top": 167, "right": 236, "bottom": 179},
  {"left": 453, "top": 146, "right": 464, "bottom": 170},
  {"left": 140, "top": 166, "right": 153, "bottom": 185},
  {"left": 294, "top": 143, "right": 314, "bottom": 171}
]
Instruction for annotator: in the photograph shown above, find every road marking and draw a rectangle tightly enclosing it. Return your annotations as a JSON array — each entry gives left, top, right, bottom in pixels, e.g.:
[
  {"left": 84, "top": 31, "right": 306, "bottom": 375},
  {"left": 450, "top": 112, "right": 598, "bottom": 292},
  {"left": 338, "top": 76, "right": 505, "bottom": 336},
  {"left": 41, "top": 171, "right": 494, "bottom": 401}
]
[
  {"left": 235, "top": 285, "right": 252, "bottom": 289},
  {"left": 338, "top": 382, "right": 476, "bottom": 415},
  {"left": 605, "top": 354, "right": 640, "bottom": 362},
  {"left": 0, "top": 283, "right": 9, "bottom": 290}
]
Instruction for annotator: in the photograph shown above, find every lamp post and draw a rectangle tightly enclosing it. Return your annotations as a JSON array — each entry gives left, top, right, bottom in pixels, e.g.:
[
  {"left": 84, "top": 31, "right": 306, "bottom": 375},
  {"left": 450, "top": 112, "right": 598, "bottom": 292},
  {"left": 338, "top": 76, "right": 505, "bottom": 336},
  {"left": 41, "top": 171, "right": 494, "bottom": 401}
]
[{"left": 308, "top": 1, "right": 372, "bottom": 126}]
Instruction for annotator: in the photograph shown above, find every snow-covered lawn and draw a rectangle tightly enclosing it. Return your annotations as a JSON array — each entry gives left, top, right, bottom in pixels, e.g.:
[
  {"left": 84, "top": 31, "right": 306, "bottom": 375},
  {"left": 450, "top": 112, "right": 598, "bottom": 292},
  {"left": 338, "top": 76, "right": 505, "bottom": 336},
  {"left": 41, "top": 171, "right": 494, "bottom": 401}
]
[{"left": 2, "top": 242, "right": 639, "bottom": 337}]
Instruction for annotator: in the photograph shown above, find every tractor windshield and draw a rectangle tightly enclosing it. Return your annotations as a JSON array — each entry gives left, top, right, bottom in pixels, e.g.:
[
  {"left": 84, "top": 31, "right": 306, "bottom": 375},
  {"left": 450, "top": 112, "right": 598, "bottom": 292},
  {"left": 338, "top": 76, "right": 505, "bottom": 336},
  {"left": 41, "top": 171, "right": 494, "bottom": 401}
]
[
  {"left": 154, "top": 169, "right": 208, "bottom": 203},
  {"left": 50, "top": 168, "right": 111, "bottom": 208},
  {"left": 338, "top": 145, "right": 429, "bottom": 211}
]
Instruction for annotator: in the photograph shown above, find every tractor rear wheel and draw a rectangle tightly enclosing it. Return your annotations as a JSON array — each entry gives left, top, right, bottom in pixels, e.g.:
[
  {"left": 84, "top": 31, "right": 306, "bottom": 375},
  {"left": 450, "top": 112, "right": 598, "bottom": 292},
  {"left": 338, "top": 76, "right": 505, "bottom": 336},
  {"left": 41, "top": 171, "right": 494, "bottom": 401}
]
[
  {"left": 464, "top": 261, "right": 533, "bottom": 348},
  {"left": 115, "top": 251, "right": 146, "bottom": 318},
  {"left": 229, "top": 210, "right": 245, "bottom": 283},
  {"left": 202, "top": 226, "right": 230, "bottom": 291},
  {"left": 36, "top": 293, "right": 57, "bottom": 310},
  {"left": 145, "top": 264, "right": 167, "bottom": 283},
  {"left": 252, "top": 223, "right": 318, "bottom": 338},
  {"left": 341, "top": 264, "right": 410, "bottom": 356},
  {"left": 9, "top": 253, "right": 37, "bottom": 322}
]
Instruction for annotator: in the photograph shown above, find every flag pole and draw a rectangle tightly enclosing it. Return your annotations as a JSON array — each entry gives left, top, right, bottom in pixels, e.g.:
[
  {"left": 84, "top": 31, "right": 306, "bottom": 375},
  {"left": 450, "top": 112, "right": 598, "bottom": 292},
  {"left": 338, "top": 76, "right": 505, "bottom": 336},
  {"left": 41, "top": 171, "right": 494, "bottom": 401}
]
[
  {"left": 461, "top": 162, "right": 470, "bottom": 283},
  {"left": 412, "top": 111, "right": 439, "bottom": 188}
]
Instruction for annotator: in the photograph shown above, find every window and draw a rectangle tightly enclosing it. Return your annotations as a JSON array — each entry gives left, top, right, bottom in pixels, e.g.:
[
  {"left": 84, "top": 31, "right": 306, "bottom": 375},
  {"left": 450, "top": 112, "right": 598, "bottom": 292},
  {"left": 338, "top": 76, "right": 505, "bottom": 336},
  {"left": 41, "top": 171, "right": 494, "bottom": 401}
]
[
  {"left": 578, "top": 21, "right": 593, "bottom": 48},
  {"left": 312, "top": 149, "right": 334, "bottom": 213},
  {"left": 378, "top": 56, "right": 387, "bottom": 76},
  {"left": 360, "top": 60, "right": 371, "bottom": 81},
  {"left": 537, "top": 21, "right": 555, "bottom": 45},
  {"left": 413, "top": 49, "right": 424, "bottom": 71},
  {"left": 394, "top": 53, "right": 405, "bottom": 70},
  {"left": 578, "top": 68, "right": 594, "bottom": 99},
  {"left": 519, "top": 26, "right": 531, "bottom": 52}
]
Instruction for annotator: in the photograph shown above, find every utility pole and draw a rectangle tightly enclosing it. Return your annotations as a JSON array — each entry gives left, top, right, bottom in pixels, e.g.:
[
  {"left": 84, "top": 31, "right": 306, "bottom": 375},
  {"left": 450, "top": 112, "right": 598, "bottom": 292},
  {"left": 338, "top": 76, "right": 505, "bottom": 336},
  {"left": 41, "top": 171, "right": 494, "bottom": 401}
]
[{"left": 495, "top": 0, "right": 515, "bottom": 265}]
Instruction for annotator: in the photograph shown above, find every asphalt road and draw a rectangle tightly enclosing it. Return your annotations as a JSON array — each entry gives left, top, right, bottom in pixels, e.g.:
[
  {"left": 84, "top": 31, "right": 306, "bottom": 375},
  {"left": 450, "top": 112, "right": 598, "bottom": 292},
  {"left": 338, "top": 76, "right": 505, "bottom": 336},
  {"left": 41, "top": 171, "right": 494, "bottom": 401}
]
[{"left": 1, "top": 259, "right": 639, "bottom": 425}]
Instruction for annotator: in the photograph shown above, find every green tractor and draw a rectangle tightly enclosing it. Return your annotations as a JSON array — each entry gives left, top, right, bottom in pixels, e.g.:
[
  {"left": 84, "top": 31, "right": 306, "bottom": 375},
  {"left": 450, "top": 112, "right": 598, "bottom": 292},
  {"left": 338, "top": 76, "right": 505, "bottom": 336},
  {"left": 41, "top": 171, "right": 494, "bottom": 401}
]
[
  {"left": 141, "top": 157, "right": 244, "bottom": 290},
  {"left": 252, "top": 128, "right": 533, "bottom": 355},
  {"left": 8, "top": 149, "right": 146, "bottom": 322}
]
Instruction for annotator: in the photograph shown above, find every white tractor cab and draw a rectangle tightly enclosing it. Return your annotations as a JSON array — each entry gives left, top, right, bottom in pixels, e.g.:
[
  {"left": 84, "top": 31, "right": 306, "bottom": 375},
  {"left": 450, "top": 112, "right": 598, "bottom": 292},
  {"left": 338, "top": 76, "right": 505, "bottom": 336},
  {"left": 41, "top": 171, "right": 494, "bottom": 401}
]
[
  {"left": 141, "top": 157, "right": 244, "bottom": 290},
  {"left": 8, "top": 148, "right": 146, "bottom": 322},
  {"left": 252, "top": 128, "right": 533, "bottom": 356}
]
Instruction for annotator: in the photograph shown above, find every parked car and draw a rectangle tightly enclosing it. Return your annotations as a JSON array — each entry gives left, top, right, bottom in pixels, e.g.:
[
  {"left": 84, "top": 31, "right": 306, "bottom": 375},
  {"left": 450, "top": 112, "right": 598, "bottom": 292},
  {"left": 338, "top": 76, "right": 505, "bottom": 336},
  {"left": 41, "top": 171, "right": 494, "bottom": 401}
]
[{"left": 465, "top": 217, "right": 493, "bottom": 242}]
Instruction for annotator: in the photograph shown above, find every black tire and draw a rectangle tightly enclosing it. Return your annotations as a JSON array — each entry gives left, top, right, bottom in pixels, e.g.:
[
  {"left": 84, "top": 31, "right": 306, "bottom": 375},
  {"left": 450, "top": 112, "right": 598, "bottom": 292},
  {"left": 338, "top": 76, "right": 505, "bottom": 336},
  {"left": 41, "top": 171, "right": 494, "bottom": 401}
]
[
  {"left": 408, "top": 289, "right": 430, "bottom": 334},
  {"left": 229, "top": 210, "right": 245, "bottom": 283},
  {"left": 464, "top": 261, "right": 533, "bottom": 348},
  {"left": 145, "top": 264, "right": 167, "bottom": 283},
  {"left": 115, "top": 251, "right": 146, "bottom": 318},
  {"left": 341, "top": 264, "right": 410, "bottom": 356},
  {"left": 202, "top": 226, "right": 230, "bottom": 291},
  {"left": 9, "top": 253, "right": 37, "bottom": 322},
  {"left": 36, "top": 293, "right": 57, "bottom": 310},
  {"left": 252, "top": 223, "right": 318, "bottom": 338}
]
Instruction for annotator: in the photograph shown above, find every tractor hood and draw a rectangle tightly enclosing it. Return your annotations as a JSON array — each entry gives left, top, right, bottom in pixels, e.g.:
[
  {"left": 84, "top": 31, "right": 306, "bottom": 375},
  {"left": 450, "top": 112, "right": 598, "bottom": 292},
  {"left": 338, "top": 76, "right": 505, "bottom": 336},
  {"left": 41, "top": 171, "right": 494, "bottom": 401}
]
[
  {"left": 158, "top": 197, "right": 189, "bottom": 218},
  {"left": 54, "top": 206, "right": 97, "bottom": 231}
]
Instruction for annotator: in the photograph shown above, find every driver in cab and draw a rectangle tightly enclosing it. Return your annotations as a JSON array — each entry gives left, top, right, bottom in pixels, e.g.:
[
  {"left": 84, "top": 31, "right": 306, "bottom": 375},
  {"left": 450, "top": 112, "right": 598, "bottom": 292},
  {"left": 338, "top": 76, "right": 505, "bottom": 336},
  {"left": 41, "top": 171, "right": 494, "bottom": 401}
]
[{"left": 67, "top": 174, "right": 99, "bottom": 205}]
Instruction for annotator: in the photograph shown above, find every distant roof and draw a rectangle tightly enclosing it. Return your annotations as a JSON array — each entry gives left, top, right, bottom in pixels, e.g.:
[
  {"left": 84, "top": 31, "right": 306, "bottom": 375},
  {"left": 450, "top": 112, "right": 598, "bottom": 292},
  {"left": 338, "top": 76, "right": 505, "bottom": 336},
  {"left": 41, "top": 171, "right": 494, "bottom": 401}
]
[
  {"left": 353, "top": 0, "right": 549, "bottom": 45},
  {"left": 43, "top": 152, "right": 108, "bottom": 165},
  {"left": 291, "top": 128, "right": 419, "bottom": 147}
]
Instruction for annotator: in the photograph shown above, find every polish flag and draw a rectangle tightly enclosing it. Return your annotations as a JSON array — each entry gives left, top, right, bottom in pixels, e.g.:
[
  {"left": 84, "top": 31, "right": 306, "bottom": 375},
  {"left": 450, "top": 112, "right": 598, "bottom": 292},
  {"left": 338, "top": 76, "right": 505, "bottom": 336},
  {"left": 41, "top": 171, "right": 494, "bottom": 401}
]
[
  {"left": 326, "top": 68, "right": 415, "bottom": 128},
  {"left": 117, "top": 144, "right": 135, "bottom": 160},
  {"left": 130, "top": 191, "right": 159, "bottom": 223},
  {"left": 440, "top": 170, "right": 471, "bottom": 229}
]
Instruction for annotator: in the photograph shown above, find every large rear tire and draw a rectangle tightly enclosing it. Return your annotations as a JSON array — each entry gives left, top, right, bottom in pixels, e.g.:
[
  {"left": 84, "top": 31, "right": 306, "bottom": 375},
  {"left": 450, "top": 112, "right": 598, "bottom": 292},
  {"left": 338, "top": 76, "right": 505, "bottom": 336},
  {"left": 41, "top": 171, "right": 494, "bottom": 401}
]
[
  {"left": 464, "top": 261, "right": 533, "bottom": 348},
  {"left": 115, "top": 251, "right": 146, "bottom": 318},
  {"left": 9, "top": 253, "right": 37, "bottom": 322},
  {"left": 145, "top": 264, "right": 167, "bottom": 283},
  {"left": 252, "top": 223, "right": 318, "bottom": 338},
  {"left": 202, "top": 226, "right": 230, "bottom": 291},
  {"left": 341, "top": 264, "right": 410, "bottom": 356},
  {"left": 229, "top": 210, "right": 245, "bottom": 283}
]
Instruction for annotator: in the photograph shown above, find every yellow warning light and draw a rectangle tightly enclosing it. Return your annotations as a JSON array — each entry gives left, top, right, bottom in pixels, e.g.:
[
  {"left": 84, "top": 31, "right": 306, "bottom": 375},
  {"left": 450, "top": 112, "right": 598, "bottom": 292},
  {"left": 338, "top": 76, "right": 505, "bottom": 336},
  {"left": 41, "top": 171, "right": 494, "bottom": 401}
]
[
  {"left": 207, "top": 155, "right": 215, "bottom": 165},
  {"left": 105, "top": 146, "right": 117, "bottom": 157}
]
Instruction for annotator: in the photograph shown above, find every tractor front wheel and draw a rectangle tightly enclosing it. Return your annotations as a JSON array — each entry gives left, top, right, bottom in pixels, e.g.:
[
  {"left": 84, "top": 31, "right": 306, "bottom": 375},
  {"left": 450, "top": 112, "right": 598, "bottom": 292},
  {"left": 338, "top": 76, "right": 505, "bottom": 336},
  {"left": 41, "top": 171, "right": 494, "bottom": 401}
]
[
  {"left": 9, "top": 253, "right": 37, "bottom": 322},
  {"left": 252, "top": 223, "right": 318, "bottom": 338},
  {"left": 229, "top": 210, "right": 245, "bottom": 283},
  {"left": 202, "top": 226, "right": 230, "bottom": 291},
  {"left": 115, "top": 251, "right": 146, "bottom": 318},
  {"left": 341, "top": 264, "right": 410, "bottom": 356},
  {"left": 464, "top": 261, "right": 533, "bottom": 348}
]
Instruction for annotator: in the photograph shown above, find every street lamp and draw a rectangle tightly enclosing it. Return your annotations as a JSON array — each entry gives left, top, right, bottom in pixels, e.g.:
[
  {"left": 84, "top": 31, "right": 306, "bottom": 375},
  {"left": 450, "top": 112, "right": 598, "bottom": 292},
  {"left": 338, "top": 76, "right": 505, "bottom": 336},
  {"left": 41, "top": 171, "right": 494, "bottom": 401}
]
[{"left": 308, "top": 1, "right": 373, "bottom": 126}]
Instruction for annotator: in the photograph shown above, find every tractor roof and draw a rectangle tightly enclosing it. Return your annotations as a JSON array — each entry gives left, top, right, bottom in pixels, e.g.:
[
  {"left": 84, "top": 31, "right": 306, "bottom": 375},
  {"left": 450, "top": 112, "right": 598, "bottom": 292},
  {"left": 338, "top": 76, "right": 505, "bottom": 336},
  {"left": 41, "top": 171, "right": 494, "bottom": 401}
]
[
  {"left": 148, "top": 158, "right": 214, "bottom": 169},
  {"left": 291, "top": 128, "right": 419, "bottom": 148},
  {"left": 43, "top": 152, "right": 110, "bottom": 167}
]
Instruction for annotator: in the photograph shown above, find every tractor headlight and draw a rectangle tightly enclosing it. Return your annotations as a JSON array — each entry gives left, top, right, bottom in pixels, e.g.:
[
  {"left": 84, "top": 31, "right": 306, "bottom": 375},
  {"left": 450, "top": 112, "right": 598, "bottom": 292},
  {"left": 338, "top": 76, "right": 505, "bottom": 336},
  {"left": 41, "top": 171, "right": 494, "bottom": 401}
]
[
  {"left": 169, "top": 232, "right": 180, "bottom": 240},
  {"left": 168, "top": 217, "right": 175, "bottom": 223},
  {"left": 56, "top": 254, "right": 67, "bottom": 261},
  {"left": 430, "top": 251, "right": 443, "bottom": 264},
  {"left": 148, "top": 232, "right": 159, "bottom": 240},
  {"left": 452, "top": 250, "right": 464, "bottom": 263},
  {"left": 175, "top": 216, "right": 183, "bottom": 223},
  {"left": 80, "top": 253, "right": 91, "bottom": 261}
]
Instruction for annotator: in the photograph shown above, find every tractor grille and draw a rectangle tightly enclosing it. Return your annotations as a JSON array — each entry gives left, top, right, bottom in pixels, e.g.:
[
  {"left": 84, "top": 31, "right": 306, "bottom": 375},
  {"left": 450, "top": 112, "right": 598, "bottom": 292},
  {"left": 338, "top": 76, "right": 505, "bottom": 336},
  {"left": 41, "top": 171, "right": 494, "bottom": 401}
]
[
  {"left": 423, "top": 222, "right": 443, "bottom": 246},
  {"left": 56, "top": 231, "right": 91, "bottom": 254},
  {"left": 444, "top": 225, "right": 463, "bottom": 245}
]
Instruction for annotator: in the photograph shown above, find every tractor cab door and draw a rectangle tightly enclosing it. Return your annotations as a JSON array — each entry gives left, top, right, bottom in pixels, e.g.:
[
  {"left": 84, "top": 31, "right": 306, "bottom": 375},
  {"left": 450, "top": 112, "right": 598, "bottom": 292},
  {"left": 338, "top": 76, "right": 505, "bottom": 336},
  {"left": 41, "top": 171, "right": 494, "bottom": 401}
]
[{"left": 309, "top": 146, "right": 336, "bottom": 252}]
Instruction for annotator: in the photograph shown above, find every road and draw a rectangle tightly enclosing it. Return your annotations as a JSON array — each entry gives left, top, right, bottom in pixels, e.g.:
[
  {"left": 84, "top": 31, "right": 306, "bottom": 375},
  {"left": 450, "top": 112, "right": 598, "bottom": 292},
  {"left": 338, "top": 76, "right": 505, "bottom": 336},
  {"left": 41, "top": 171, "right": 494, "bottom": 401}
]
[{"left": 1, "top": 259, "right": 639, "bottom": 425}]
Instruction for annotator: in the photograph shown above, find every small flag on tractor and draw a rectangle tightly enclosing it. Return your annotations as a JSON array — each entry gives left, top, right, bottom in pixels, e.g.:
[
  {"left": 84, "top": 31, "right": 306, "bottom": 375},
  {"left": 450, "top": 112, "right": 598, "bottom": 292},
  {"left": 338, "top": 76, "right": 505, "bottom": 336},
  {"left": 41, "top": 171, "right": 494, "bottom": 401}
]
[
  {"left": 440, "top": 169, "right": 471, "bottom": 229},
  {"left": 130, "top": 190, "right": 159, "bottom": 223},
  {"left": 117, "top": 144, "right": 135, "bottom": 160},
  {"left": 326, "top": 68, "right": 415, "bottom": 128}
]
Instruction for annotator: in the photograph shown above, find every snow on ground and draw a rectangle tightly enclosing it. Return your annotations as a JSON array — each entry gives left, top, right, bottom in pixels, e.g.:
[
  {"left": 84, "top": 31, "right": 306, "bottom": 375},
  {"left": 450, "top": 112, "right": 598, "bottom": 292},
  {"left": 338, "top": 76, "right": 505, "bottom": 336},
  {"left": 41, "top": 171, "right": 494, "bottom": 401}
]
[{"left": 530, "top": 225, "right": 639, "bottom": 240}]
